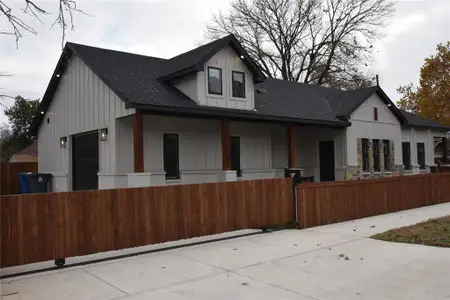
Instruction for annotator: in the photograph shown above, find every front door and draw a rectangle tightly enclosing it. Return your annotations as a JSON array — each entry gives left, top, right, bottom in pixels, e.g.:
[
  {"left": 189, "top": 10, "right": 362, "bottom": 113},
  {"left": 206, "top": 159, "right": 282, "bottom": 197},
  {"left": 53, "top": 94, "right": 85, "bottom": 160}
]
[
  {"left": 72, "top": 131, "right": 99, "bottom": 191},
  {"left": 319, "top": 140, "right": 335, "bottom": 182}
]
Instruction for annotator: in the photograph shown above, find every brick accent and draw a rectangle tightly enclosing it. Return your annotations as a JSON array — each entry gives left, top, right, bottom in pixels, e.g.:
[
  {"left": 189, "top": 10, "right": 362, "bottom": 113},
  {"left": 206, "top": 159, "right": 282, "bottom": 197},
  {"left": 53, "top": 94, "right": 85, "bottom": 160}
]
[
  {"left": 389, "top": 141, "right": 395, "bottom": 172},
  {"left": 357, "top": 138, "right": 363, "bottom": 174},
  {"left": 345, "top": 165, "right": 361, "bottom": 180}
]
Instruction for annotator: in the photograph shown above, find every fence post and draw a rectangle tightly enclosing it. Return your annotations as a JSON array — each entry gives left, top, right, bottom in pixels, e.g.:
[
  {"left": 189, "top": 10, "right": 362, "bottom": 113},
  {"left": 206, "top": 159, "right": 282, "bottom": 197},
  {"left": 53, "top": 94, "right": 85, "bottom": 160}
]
[{"left": 293, "top": 176, "right": 298, "bottom": 226}]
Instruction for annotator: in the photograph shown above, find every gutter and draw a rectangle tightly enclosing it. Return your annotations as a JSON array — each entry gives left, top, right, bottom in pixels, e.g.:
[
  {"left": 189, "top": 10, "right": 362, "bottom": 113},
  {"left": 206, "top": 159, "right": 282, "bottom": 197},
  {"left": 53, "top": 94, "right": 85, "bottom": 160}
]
[{"left": 131, "top": 103, "right": 351, "bottom": 128}]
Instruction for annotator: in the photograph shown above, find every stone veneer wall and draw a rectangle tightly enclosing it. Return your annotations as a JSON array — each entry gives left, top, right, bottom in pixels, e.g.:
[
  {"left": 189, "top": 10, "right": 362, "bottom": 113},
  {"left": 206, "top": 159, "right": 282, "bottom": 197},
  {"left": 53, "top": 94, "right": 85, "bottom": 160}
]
[{"left": 345, "top": 138, "right": 398, "bottom": 180}]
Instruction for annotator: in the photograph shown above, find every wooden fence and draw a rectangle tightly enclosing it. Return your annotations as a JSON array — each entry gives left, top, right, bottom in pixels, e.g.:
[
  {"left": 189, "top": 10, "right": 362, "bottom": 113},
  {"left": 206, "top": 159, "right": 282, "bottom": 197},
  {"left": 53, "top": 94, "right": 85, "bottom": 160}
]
[
  {"left": 0, "top": 178, "right": 293, "bottom": 268},
  {"left": 0, "top": 162, "right": 38, "bottom": 195},
  {"left": 297, "top": 173, "right": 450, "bottom": 229}
]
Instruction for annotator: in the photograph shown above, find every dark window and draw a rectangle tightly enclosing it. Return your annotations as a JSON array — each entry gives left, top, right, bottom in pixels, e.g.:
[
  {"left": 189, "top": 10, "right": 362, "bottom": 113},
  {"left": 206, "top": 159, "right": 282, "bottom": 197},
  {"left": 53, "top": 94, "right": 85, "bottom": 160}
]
[
  {"left": 417, "top": 142, "right": 425, "bottom": 170},
  {"left": 402, "top": 142, "right": 411, "bottom": 170},
  {"left": 231, "top": 136, "right": 241, "bottom": 177},
  {"left": 383, "top": 140, "right": 390, "bottom": 171},
  {"left": 374, "top": 107, "right": 378, "bottom": 121},
  {"left": 232, "top": 71, "right": 245, "bottom": 98},
  {"left": 373, "top": 139, "right": 380, "bottom": 172},
  {"left": 208, "top": 67, "right": 222, "bottom": 95},
  {"left": 163, "top": 134, "right": 179, "bottom": 179},
  {"left": 362, "top": 139, "right": 370, "bottom": 172}
]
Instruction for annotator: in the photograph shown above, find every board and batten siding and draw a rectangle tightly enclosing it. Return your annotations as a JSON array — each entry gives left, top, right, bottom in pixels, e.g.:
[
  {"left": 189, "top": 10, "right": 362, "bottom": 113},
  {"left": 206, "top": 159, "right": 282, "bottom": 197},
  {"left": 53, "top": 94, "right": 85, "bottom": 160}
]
[
  {"left": 401, "top": 128, "right": 447, "bottom": 167},
  {"left": 38, "top": 55, "right": 135, "bottom": 184},
  {"left": 346, "top": 93, "right": 402, "bottom": 166},
  {"left": 174, "top": 46, "right": 255, "bottom": 110},
  {"left": 115, "top": 115, "right": 281, "bottom": 183},
  {"left": 294, "top": 127, "right": 346, "bottom": 181}
]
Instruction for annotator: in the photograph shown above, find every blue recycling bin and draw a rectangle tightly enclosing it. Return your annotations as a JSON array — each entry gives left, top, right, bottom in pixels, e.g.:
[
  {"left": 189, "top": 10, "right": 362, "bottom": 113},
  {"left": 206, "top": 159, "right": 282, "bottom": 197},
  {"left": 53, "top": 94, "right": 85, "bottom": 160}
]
[
  {"left": 19, "top": 173, "right": 30, "bottom": 193},
  {"left": 19, "top": 173, "right": 52, "bottom": 194}
]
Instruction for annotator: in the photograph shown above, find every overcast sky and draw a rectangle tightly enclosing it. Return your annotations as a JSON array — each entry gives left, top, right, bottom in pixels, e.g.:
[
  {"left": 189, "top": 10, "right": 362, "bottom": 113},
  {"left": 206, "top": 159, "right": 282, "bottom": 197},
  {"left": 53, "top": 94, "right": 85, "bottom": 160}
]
[{"left": 1, "top": 0, "right": 449, "bottom": 125}]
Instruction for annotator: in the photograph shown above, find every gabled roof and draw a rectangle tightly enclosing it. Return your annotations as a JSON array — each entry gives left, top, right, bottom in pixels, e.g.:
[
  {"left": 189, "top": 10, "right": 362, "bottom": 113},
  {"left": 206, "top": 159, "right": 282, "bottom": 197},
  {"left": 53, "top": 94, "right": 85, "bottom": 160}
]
[
  {"left": 157, "top": 35, "right": 265, "bottom": 83},
  {"left": 30, "top": 36, "right": 449, "bottom": 136},
  {"left": 400, "top": 110, "right": 450, "bottom": 131},
  {"left": 30, "top": 40, "right": 347, "bottom": 136},
  {"left": 327, "top": 86, "right": 407, "bottom": 124},
  {"left": 14, "top": 143, "right": 38, "bottom": 156}
]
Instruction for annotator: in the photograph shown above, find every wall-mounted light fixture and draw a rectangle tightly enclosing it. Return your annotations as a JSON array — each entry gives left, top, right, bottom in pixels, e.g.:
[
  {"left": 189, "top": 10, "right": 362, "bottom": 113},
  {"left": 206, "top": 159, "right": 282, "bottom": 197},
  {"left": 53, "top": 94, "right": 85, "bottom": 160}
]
[
  {"left": 240, "top": 55, "right": 245, "bottom": 59},
  {"left": 100, "top": 128, "right": 108, "bottom": 141},
  {"left": 60, "top": 137, "right": 67, "bottom": 148}
]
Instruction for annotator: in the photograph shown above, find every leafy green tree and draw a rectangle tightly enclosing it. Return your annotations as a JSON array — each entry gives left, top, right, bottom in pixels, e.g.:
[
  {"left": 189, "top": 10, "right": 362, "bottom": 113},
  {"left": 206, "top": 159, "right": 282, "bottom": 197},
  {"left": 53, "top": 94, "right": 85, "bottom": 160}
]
[
  {"left": 1, "top": 96, "right": 40, "bottom": 161},
  {"left": 0, "top": 125, "right": 19, "bottom": 162},
  {"left": 5, "top": 96, "right": 40, "bottom": 141}
]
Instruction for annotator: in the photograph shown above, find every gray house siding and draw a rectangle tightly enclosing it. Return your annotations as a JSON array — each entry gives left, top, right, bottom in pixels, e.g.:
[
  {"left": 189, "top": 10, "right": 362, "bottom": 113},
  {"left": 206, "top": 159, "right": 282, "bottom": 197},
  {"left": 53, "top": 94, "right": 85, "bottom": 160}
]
[
  {"left": 38, "top": 55, "right": 135, "bottom": 191},
  {"left": 115, "top": 115, "right": 280, "bottom": 184}
]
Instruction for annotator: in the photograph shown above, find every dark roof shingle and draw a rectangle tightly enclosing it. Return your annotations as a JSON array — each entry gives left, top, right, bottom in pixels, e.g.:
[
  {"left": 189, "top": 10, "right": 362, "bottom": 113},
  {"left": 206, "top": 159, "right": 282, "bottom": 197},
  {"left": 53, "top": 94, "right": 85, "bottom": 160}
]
[
  {"left": 400, "top": 110, "right": 450, "bottom": 131},
  {"left": 30, "top": 38, "right": 450, "bottom": 135}
]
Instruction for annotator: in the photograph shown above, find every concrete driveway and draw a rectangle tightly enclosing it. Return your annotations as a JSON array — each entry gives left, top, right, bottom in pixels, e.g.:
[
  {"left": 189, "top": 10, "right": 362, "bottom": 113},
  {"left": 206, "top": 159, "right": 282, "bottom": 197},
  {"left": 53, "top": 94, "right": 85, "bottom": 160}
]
[{"left": 2, "top": 202, "right": 450, "bottom": 300}]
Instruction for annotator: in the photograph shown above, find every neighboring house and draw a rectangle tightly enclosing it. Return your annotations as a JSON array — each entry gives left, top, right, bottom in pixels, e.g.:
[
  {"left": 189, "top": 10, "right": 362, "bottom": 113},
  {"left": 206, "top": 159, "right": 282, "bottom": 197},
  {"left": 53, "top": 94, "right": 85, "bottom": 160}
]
[
  {"left": 30, "top": 35, "right": 450, "bottom": 192},
  {"left": 9, "top": 143, "right": 38, "bottom": 163},
  {"left": 434, "top": 134, "right": 450, "bottom": 165}
]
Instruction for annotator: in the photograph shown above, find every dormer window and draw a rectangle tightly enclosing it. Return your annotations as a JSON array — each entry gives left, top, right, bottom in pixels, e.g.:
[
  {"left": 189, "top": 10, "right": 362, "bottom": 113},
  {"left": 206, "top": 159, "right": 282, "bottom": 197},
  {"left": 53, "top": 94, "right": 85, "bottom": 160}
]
[
  {"left": 208, "top": 67, "right": 222, "bottom": 95},
  {"left": 232, "top": 71, "right": 245, "bottom": 98}
]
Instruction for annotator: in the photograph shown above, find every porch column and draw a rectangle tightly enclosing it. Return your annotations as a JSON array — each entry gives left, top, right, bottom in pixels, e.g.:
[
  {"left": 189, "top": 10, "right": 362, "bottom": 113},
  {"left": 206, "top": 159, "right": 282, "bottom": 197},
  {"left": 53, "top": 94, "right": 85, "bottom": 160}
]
[
  {"left": 443, "top": 137, "right": 448, "bottom": 165},
  {"left": 221, "top": 119, "right": 231, "bottom": 170},
  {"left": 133, "top": 111, "right": 144, "bottom": 172},
  {"left": 287, "top": 125, "right": 296, "bottom": 168}
]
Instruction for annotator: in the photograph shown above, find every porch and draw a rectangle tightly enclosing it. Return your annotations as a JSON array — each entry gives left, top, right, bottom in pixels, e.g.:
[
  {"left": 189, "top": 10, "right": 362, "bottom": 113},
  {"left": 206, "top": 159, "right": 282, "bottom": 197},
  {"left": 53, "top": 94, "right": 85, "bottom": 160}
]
[{"left": 99, "top": 112, "right": 347, "bottom": 189}]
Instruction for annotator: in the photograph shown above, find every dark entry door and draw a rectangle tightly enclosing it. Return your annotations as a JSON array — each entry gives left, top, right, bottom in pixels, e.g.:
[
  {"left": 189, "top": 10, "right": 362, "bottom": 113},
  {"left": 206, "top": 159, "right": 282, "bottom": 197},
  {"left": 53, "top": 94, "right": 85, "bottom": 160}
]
[
  {"left": 319, "top": 140, "right": 335, "bottom": 182},
  {"left": 72, "top": 131, "right": 99, "bottom": 191}
]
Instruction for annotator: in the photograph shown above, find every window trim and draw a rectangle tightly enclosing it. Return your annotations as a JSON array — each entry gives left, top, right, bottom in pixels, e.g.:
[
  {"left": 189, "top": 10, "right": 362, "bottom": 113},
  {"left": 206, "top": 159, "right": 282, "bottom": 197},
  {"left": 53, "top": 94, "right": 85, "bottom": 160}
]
[
  {"left": 374, "top": 107, "right": 379, "bottom": 121},
  {"left": 163, "top": 133, "right": 180, "bottom": 180},
  {"left": 417, "top": 142, "right": 426, "bottom": 170},
  {"left": 402, "top": 142, "right": 411, "bottom": 170},
  {"left": 231, "top": 70, "right": 246, "bottom": 98},
  {"left": 207, "top": 66, "right": 223, "bottom": 96}
]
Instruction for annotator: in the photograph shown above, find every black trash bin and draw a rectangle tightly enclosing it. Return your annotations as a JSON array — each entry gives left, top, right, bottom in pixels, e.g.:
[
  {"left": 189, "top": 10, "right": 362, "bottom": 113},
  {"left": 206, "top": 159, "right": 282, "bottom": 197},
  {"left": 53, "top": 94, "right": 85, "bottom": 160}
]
[
  {"left": 24, "top": 173, "right": 52, "bottom": 193},
  {"left": 284, "top": 168, "right": 302, "bottom": 185}
]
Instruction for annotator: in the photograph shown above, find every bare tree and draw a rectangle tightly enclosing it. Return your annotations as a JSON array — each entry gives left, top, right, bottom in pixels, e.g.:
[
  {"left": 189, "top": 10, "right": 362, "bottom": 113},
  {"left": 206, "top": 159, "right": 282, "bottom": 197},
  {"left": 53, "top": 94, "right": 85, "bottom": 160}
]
[
  {"left": 0, "top": 0, "right": 85, "bottom": 48},
  {"left": 206, "top": 0, "right": 394, "bottom": 89}
]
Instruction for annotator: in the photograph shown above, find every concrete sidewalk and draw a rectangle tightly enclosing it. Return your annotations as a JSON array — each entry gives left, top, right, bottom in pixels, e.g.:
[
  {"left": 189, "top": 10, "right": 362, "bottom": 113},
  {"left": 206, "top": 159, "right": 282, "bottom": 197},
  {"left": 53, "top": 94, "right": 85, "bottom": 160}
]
[{"left": 2, "top": 202, "right": 450, "bottom": 300}]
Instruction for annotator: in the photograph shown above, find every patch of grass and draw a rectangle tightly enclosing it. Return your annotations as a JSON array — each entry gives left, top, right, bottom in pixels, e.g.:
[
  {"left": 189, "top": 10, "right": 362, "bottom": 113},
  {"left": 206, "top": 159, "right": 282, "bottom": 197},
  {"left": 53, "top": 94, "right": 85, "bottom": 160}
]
[{"left": 372, "top": 216, "right": 450, "bottom": 247}]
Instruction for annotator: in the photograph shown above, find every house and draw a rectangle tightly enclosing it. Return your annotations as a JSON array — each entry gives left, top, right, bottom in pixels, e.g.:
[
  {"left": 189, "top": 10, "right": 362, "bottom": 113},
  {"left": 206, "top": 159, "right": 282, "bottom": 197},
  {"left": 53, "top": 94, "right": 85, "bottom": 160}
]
[
  {"left": 9, "top": 143, "right": 38, "bottom": 163},
  {"left": 30, "top": 35, "right": 450, "bottom": 192},
  {"left": 434, "top": 134, "right": 450, "bottom": 165}
]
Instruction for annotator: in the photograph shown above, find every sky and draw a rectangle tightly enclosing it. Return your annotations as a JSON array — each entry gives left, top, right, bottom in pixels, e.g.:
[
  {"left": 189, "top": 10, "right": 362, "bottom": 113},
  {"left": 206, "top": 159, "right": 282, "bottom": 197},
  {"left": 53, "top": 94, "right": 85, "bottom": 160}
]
[{"left": 1, "top": 0, "right": 449, "bottom": 125}]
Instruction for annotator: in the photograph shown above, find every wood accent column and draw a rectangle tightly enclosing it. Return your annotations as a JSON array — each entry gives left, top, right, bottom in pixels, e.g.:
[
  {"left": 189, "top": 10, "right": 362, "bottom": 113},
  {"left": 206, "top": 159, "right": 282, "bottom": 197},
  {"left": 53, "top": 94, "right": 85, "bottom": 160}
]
[
  {"left": 221, "top": 119, "right": 231, "bottom": 170},
  {"left": 133, "top": 111, "right": 144, "bottom": 172},
  {"left": 287, "top": 125, "right": 296, "bottom": 168},
  {"left": 443, "top": 137, "right": 448, "bottom": 165}
]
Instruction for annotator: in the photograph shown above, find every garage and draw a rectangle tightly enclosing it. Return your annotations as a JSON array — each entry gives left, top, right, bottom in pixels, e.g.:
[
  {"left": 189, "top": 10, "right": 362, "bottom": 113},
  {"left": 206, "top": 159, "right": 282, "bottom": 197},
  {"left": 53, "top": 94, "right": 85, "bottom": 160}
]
[{"left": 72, "top": 131, "right": 99, "bottom": 191}]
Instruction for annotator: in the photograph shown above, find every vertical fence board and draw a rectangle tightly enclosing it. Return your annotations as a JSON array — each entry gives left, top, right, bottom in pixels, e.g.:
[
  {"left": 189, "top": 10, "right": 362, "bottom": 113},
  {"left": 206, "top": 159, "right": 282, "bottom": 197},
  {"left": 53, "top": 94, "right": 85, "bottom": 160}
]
[
  {"left": 297, "top": 173, "right": 450, "bottom": 229},
  {"left": 12, "top": 174, "right": 448, "bottom": 268},
  {"left": 0, "top": 177, "right": 296, "bottom": 268},
  {"left": 0, "top": 162, "right": 38, "bottom": 195}
]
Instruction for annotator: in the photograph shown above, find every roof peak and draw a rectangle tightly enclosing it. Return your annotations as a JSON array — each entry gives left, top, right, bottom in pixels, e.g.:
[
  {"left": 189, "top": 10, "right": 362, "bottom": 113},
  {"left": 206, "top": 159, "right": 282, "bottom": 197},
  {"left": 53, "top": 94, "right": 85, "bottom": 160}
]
[
  {"left": 166, "top": 34, "right": 234, "bottom": 61},
  {"left": 66, "top": 42, "right": 167, "bottom": 61}
]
